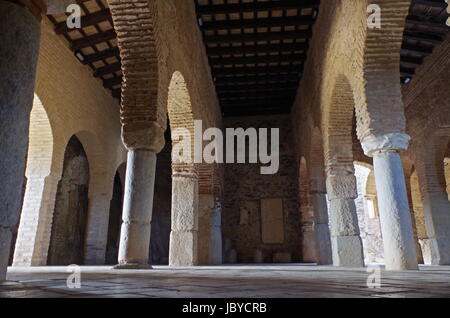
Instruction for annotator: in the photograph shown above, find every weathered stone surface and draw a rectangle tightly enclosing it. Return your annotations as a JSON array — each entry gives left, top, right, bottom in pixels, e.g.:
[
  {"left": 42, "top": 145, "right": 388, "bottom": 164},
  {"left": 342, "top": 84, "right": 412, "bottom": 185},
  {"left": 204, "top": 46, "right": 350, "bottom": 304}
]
[
  {"left": 169, "top": 231, "right": 198, "bottom": 266},
  {"left": 331, "top": 236, "right": 364, "bottom": 267},
  {"left": 326, "top": 175, "right": 358, "bottom": 200},
  {"left": 117, "top": 150, "right": 157, "bottom": 267}
]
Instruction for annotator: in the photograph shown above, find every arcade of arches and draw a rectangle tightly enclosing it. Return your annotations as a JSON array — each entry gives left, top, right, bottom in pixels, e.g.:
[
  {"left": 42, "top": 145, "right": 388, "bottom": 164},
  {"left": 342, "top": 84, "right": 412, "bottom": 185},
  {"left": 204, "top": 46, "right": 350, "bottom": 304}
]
[{"left": 0, "top": 0, "right": 449, "bottom": 297}]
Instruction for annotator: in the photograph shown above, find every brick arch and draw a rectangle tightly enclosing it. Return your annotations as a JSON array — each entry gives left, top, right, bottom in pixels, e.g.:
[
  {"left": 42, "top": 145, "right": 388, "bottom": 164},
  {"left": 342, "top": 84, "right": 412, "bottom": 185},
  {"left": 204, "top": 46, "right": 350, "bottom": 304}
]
[
  {"left": 167, "top": 70, "right": 197, "bottom": 176},
  {"left": 324, "top": 74, "right": 359, "bottom": 171},
  {"left": 361, "top": 0, "right": 412, "bottom": 137},
  {"left": 107, "top": 0, "right": 164, "bottom": 146}
]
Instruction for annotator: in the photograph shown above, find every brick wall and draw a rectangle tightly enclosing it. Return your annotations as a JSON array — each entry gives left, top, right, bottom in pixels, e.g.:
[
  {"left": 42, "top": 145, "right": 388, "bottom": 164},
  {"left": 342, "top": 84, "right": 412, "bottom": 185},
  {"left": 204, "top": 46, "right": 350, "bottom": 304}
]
[{"left": 222, "top": 115, "right": 301, "bottom": 263}]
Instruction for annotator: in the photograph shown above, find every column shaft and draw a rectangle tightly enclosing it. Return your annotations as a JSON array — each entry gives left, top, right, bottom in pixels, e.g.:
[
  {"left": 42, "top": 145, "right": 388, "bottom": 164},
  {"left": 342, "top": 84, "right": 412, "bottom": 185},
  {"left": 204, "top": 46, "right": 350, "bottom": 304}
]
[
  {"left": 116, "top": 149, "right": 157, "bottom": 268},
  {"left": 0, "top": 2, "right": 41, "bottom": 280},
  {"left": 373, "top": 151, "right": 418, "bottom": 270}
]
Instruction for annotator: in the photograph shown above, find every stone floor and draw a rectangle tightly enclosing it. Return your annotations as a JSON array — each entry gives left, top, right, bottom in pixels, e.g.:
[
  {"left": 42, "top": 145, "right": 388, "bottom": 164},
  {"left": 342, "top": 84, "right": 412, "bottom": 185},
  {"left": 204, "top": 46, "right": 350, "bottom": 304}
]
[{"left": 1, "top": 264, "right": 449, "bottom": 298}]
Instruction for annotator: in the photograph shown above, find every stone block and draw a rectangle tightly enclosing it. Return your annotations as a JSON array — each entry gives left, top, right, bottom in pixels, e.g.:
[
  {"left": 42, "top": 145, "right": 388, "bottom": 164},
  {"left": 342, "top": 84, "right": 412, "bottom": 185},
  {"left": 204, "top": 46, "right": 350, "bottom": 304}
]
[{"left": 272, "top": 252, "right": 292, "bottom": 263}]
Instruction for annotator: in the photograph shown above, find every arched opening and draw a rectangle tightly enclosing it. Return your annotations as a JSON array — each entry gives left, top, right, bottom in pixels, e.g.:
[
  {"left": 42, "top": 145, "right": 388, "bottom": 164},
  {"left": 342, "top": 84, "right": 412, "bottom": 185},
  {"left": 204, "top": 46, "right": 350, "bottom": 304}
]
[
  {"left": 353, "top": 163, "right": 384, "bottom": 264},
  {"left": 150, "top": 129, "right": 172, "bottom": 265},
  {"left": 47, "top": 135, "right": 90, "bottom": 265},
  {"left": 105, "top": 165, "right": 125, "bottom": 265},
  {"left": 12, "top": 94, "right": 59, "bottom": 266}
]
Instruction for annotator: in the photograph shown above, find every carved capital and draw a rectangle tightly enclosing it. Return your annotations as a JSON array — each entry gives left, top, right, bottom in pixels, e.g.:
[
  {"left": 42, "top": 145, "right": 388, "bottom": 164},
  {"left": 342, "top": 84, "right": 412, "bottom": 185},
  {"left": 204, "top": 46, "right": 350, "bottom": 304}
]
[
  {"left": 361, "top": 133, "right": 410, "bottom": 157},
  {"left": 122, "top": 121, "right": 166, "bottom": 153}
]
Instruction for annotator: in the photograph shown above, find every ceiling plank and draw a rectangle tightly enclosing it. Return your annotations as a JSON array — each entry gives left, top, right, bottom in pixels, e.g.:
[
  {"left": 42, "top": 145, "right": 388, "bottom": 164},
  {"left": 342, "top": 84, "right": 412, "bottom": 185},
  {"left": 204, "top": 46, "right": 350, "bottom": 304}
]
[
  {"left": 197, "top": 0, "right": 320, "bottom": 15},
  {"left": 204, "top": 30, "right": 312, "bottom": 44},
  {"left": 54, "top": 9, "right": 111, "bottom": 34},
  {"left": 202, "top": 16, "right": 315, "bottom": 31},
  {"left": 210, "top": 53, "right": 306, "bottom": 66},
  {"left": 71, "top": 29, "right": 117, "bottom": 51},
  {"left": 207, "top": 42, "right": 308, "bottom": 55}
]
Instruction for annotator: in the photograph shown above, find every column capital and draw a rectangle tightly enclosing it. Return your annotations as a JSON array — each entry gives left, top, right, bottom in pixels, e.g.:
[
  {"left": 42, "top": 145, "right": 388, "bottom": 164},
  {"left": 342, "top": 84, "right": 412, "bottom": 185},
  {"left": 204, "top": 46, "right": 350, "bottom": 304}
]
[
  {"left": 361, "top": 133, "right": 410, "bottom": 157},
  {"left": 122, "top": 121, "right": 166, "bottom": 153}
]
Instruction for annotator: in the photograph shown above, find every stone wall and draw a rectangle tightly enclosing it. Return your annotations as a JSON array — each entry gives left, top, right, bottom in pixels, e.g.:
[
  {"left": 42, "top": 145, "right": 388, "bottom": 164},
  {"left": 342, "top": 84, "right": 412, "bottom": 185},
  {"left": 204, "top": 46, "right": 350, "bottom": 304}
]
[{"left": 222, "top": 115, "right": 301, "bottom": 263}]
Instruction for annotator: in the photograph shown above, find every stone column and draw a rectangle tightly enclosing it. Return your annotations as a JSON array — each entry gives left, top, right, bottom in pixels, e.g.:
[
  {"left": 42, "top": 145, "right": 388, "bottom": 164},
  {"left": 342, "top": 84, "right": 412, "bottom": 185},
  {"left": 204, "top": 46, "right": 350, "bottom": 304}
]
[
  {"left": 169, "top": 171, "right": 199, "bottom": 266},
  {"left": 310, "top": 167, "right": 332, "bottom": 265},
  {"left": 198, "top": 194, "right": 213, "bottom": 265},
  {"left": 210, "top": 198, "right": 223, "bottom": 265},
  {"left": 0, "top": 1, "right": 43, "bottom": 281},
  {"left": 13, "top": 174, "right": 60, "bottom": 266},
  {"left": 115, "top": 149, "right": 157, "bottom": 269},
  {"left": 362, "top": 133, "right": 418, "bottom": 270},
  {"left": 326, "top": 168, "right": 365, "bottom": 267}
]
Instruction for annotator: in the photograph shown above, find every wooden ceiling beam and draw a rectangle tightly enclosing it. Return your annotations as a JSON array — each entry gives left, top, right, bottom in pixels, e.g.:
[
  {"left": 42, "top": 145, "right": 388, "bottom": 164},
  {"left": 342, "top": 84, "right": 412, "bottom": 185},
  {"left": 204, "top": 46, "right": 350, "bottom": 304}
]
[
  {"left": 217, "top": 83, "right": 299, "bottom": 93},
  {"left": 103, "top": 76, "right": 122, "bottom": 89},
  {"left": 94, "top": 62, "right": 121, "bottom": 77},
  {"left": 207, "top": 42, "right": 308, "bottom": 56},
  {"left": 219, "top": 90, "right": 297, "bottom": 100},
  {"left": 413, "top": 0, "right": 448, "bottom": 9},
  {"left": 202, "top": 16, "right": 315, "bottom": 31},
  {"left": 404, "top": 31, "right": 443, "bottom": 44},
  {"left": 81, "top": 47, "right": 120, "bottom": 64},
  {"left": 197, "top": 0, "right": 320, "bottom": 15},
  {"left": 71, "top": 29, "right": 117, "bottom": 50},
  {"left": 405, "top": 15, "right": 449, "bottom": 30},
  {"left": 210, "top": 53, "right": 306, "bottom": 66},
  {"left": 215, "top": 75, "right": 299, "bottom": 85},
  {"left": 54, "top": 9, "right": 111, "bottom": 34},
  {"left": 401, "top": 43, "right": 433, "bottom": 55},
  {"left": 213, "top": 65, "right": 301, "bottom": 77},
  {"left": 204, "top": 30, "right": 312, "bottom": 44}
]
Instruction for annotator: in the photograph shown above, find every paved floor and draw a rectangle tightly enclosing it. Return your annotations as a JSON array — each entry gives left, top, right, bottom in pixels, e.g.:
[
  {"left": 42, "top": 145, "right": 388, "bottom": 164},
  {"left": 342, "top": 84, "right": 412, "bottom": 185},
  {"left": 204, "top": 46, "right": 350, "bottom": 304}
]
[{"left": 1, "top": 264, "right": 449, "bottom": 298}]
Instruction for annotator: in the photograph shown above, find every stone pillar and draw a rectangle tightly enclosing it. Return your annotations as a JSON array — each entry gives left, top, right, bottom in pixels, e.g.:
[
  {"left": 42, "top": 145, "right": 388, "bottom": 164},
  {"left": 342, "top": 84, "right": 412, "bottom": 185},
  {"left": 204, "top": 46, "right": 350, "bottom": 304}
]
[
  {"left": 13, "top": 174, "right": 60, "bottom": 266},
  {"left": 115, "top": 149, "right": 157, "bottom": 269},
  {"left": 84, "top": 192, "right": 113, "bottom": 265},
  {"left": 198, "top": 194, "right": 213, "bottom": 265},
  {"left": 310, "top": 167, "right": 332, "bottom": 265},
  {"left": 210, "top": 198, "right": 223, "bottom": 265},
  {"left": 197, "top": 194, "right": 223, "bottom": 265},
  {"left": 362, "top": 133, "right": 418, "bottom": 270},
  {"left": 0, "top": 1, "right": 43, "bottom": 281},
  {"left": 169, "top": 171, "right": 199, "bottom": 266},
  {"left": 421, "top": 193, "right": 450, "bottom": 265},
  {"left": 326, "top": 168, "right": 365, "bottom": 267}
]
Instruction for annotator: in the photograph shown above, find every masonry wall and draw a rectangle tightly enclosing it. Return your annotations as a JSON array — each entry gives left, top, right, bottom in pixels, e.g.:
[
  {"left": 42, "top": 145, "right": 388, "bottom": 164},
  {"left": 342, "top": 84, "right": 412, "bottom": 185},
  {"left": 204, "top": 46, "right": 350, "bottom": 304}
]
[
  {"left": 13, "top": 18, "right": 127, "bottom": 266},
  {"left": 222, "top": 115, "right": 301, "bottom": 263}
]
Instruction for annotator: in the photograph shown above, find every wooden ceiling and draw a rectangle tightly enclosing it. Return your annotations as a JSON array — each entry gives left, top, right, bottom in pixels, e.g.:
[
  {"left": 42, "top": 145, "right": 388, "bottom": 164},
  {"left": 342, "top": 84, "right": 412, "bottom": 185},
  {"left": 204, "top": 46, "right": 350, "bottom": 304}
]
[
  {"left": 46, "top": 0, "right": 448, "bottom": 115},
  {"left": 48, "top": 0, "right": 122, "bottom": 100},
  {"left": 195, "top": 0, "right": 320, "bottom": 117},
  {"left": 401, "top": 0, "right": 449, "bottom": 84}
]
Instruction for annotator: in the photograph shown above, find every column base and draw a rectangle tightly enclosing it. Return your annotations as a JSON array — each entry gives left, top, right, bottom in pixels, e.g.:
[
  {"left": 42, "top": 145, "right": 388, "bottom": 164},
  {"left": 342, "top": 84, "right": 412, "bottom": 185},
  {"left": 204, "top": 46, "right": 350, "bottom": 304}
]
[
  {"left": 315, "top": 223, "right": 332, "bottom": 265},
  {"left": 113, "top": 263, "right": 153, "bottom": 270},
  {"left": 169, "top": 231, "right": 198, "bottom": 266},
  {"left": 331, "top": 236, "right": 364, "bottom": 267},
  {"left": 428, "top": 237, "right": 450, "bottom": 265}
]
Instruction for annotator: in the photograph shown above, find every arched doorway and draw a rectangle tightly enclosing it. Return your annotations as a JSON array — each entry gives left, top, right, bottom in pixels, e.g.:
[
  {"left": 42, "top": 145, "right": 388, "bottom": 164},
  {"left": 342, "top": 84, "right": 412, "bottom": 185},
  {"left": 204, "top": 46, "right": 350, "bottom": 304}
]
[{"left": 47, "top": 135, "right": 90, "bottom": 265}]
